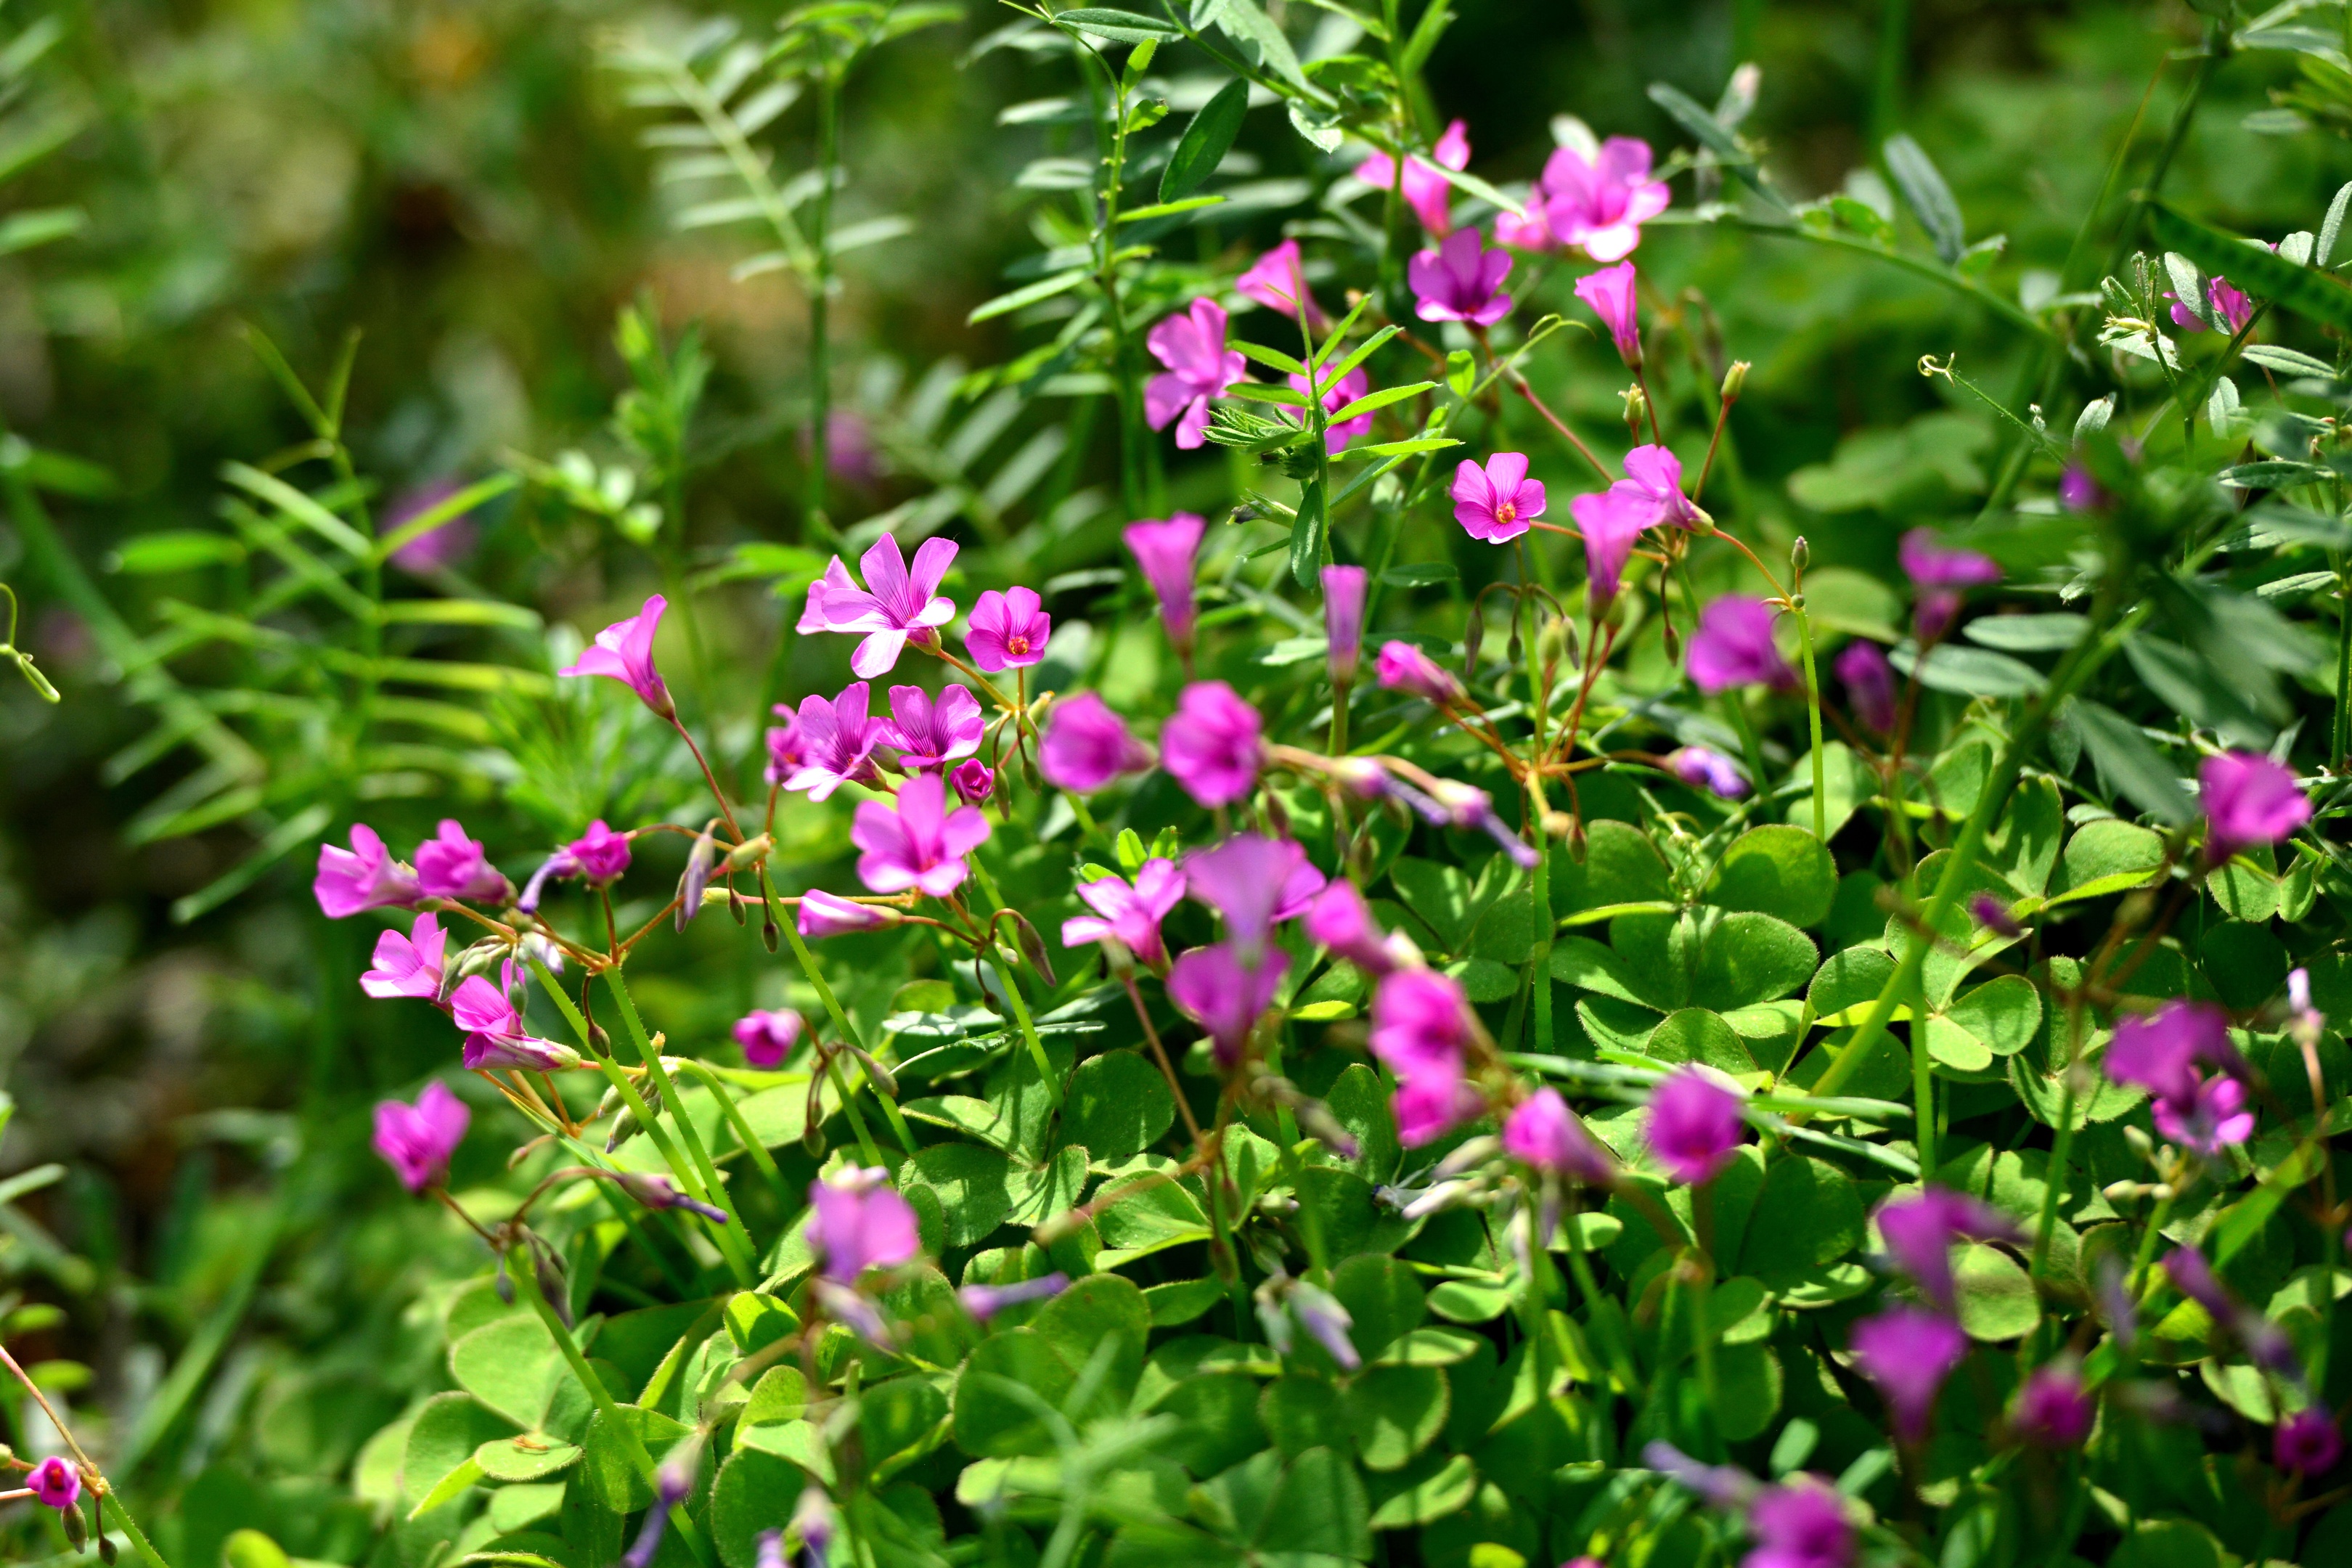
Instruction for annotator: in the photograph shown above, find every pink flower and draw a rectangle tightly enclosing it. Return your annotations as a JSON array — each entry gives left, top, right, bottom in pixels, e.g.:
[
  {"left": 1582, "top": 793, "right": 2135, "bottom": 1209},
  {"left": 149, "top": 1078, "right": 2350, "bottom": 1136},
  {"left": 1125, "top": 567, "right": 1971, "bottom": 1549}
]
[
  {"left": 1569, "top": 484, "right": 1650, "bottom": 603},
  {"left": 414, "top": 819, "right": 513, "bottom": 903},
  {"left": 764, "top": 706, "right": 806, "bottom": 786},
  {"left": 27, "top": 1456, "right": 81, "bottom": 1511},
  {"left": 1646, "top": 1067, "right": 1745, "bottom": 1185},
  {"left": 1850, "top": 1304, "right": 1968, "bottom": 1442},
  {"left": 1124, "top": 514, "right": 1206, "bottom": 654},
  {"left": 2200, "top": 751, "right": 2311, "bottom": 862},
  {"left": 1429, "top": 778, "right": 1541, "bottom": 869},
  {"left": 2169, "top": 275, "right": 2254, "bottom": 335},
  {"left": 881, "top": 683, "right": 984, "bottom": 772},
  {"left": 1392, "top": 1074, "right": 1487, "bottom": 1146},
  {"left": 1356, "top": 119, "right": 1469, "bottom": 234},
  {"left": 380, "top": 481, "right": 477, "bottom": 574},
  {"left": 1185, "top": 834, "right": 1325, "bottom": 959},
  {"left": 1875, "top": 1186, "right": 2019, "bottom": 1315},
  {"left": 733, "top": 1008, "right": 804, "bottom": 1069},
  {"left": 450, "top": 976, "right": 577, "bottom": 1072},
  {"left": 2012, "top": 1363, "right": 2094, "bottom": 1448},
  {"left": 559, "top": 594, "right": 674, "bottom": 717},
  {"left": 2277, "top": 1408, "right": 2343, "bottom": 1475},
  {"left": 1039, "top": 692, "right": 1153, "bottom": 793},
  {"left": 1323, "top": 565, "right": 1368, "bottom": 686},
  {"left": 1969, "top": 892, "right": 2023, "bottom": 939},
  {"left": 809, "top": 1168, "right": 920, "bottom": 1283},
  {"left": 314, "top": 824, "right": 421, "bottom": 919},
  {"left": 1575, "top": 261, "right": 1641, "bottom": 365},
  {"left": 372, "top": 1080, "right": 470, "bottom": 1193},
  {"left": 960, "top": 1271, "right": 1071, "bottom": 1322},
  {"left": 852, "top": 772, "right": 990, "bottom": 897},
  {"left": 1621, "top": 444, "right": 1703, "bottom": 528},
  {"left": 1063, "top": 858, "right": 1187, "bottom": 968},
  {"left": 1304, "top": 880, "right": 1401, "bottom": 975},
  {"left": 2104, "top": 999, "right": 2236, "bottom": 1107},
  {"left": 2059, "top": 462, "right": 2109, "bottom": 513},
  {"left": 1370, "top": 968, "right": 1471, "bottom": 1083},
  {"left": 1900, "top": 529, "right": 2000, "bottom": 642},
  {"left": 362, "top": 912, "right": 448, "bottom": 1000},
  {"left": 1451, "top": 452, "right": 1545, "bottom": 543},
  {"left": 1236, "top": 237, "right": 1328, "bottom": 328},
  {"left": 1689, "top": 596, "right": 1797, "bottom": 693},
  {"left": 565, "top": 820, "right": 632, "bottom": 885},
  {"left": 2150, "top": 1071, "right": 2255, "bottom": 1156},
  {"left": 1743, "top": 1480, "right": 1853, "bottom": 1568},
  {"left": 1287, "top": 366, "right": 1375, "bottom": 454},
  {"left": 1667, "top": 746, "right": 1748, "bottom": 799},
  {"left": 1495, "top": 198, "right": 1558, "bottom": 253},
  {"left": 780, "top": 682, "right": 886, "bottom": 801},
  {"left": 1144, "top": 298, "right": 1246, "bottom": 449},
  {"left": 950, "top": 758, "right": 995, "bottom": 804},
  {"left": 1376, "top": 640, "right": 1463, "bottom": 703},
  {"left": 1160, "top": 680, "right": 1263, "bottom": 807},
  {"left": 1167, "top": 941, "right": 1288, "bottom": 1065},
  {"left": 1836, "top": 640, "right": 1897, "bottom": 732},
  {"left": 1544, "top": 138, "right": 1670, "bottom": 262},
  {"left": 1503, "top": 1087, "right": 1616, "bottom": 1183},
  {"left": 798, "top": 890, "right": 902, "bottom": 939},
  {"left": 1409, "top": 227, "right": 1514, "bottom": 327},
  {"left": 799, "top": 534, "right": 960, "bottom": 679},
  {"left": 965, "top": 587, "right": 1050, "bottom": 672}
]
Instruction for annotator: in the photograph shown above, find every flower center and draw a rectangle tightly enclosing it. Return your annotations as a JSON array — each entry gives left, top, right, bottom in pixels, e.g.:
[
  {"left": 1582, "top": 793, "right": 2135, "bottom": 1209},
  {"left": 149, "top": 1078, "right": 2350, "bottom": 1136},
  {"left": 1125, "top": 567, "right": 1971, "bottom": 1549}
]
[
  {"left": 1005, "top": 633, "right": 1029, "bottom": 656},
  {"left": 1495, "top": 501, "right": 1517, "bottom": 525}
]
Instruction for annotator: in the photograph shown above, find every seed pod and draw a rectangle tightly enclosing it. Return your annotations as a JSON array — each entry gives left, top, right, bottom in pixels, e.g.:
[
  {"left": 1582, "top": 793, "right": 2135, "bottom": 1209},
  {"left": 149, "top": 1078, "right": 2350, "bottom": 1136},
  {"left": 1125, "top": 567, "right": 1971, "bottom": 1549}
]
[
  {"left": 1661, "top": 619, "right": 1681, "bottom": 664},
  {"left": 844, "top": 1043, "right": 899, "bottom": 1101},
  {"left": 1005, "top": 912, "right": 1058, "bottom": 989},
  {"left": 62, "top": 1493, "right": 87, "bottom": 1551},
  {"left": 762, "top": 909, "right": 780, "bottom": 952},
  {"left": 99, "top": 1530, "right": 118, "bottom": 1564}
]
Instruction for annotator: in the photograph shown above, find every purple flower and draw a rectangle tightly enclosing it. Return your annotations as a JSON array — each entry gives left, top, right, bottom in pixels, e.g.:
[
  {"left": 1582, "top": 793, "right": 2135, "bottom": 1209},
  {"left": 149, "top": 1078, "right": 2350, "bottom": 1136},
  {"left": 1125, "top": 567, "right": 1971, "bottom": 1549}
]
[
  {"left": 733, "top": 1008, "right": 804, "bottom": 1069},
  {"left": 1063, "top": 858, "right": 1186, "bottom": 968},
  {"left": 1850, "top": 1304, "right": 1969, "bottom": 1442},
  {"left": 380, "top": 481, "right": 477, "bottom": 574},
  {"left": 1236, "top": 238, "right": 1328, "bottom": 329},
  {"left": 2162, "top": 1244, "right": 2235, "bottom": 1321},
  {"left": 27, "top": 1456, "right": 80, "bottom": 1511},
  {"left": 1969, "top": 893, "right": 2023, "bottom": 938},
  {"left": 1504, "top": 1087, "right": 1616, "bottom": 1184},
  {"left": 1375, "top": 640, "right": 1463, "bottom": 703},
  {"left": 1039, "top": 693, "right": 1154, "bottom": 793},
  {"left": 2151, "top": 1071, "right": 2255, "bottom": 1156},
  {"left": 616, "top": 1170, "right": 730, "bottom": 1225},
  {"left": 1161, "top": 681, "right": 1264, "bottom": 808},
  {"left": 2200, "top": 751, "right": 2311, "bottom": 862},
  {"left": 2170, "top": 275, "right": 2254, "bottom": 334},
  {"left": 798, "top": 890, "right": 902, "bottom": 939},
  {"left": 1646, "top": 1068, "right": 1746, "bottom": 1185},
  {"left": 568, "top": 820, "right": 632, "bottom": 884},
  {"left": 414, "top": 819, "right": 514, "bottom": 903},
  {"left": 2277, "top": 1408, "right": 2343, "bottom": 1475},
  {"left": 1167, "top": 942, "right": 1289, "bottom": 1066},
  {"left": 1429, "top": 778, "right": 1542, "bottom": 869},
  {"left": 780, "top": 682, "right": 886, "bottom": 801},
  {"left": 1569, "top": 483, "right": 1650, "bottom": 604},
  {"left": 1288, "top": 366, "right": 1375, "bottom": 454},
  {"left": 622, "top": 1465, "right": 694, "bottom": 1568},
  {"left": 965, "top": 587, "right": 1050, "bottom": 672},
  {"left": 1575, "top": 261, "right": 1641, "bottom": 366},
  {"left": 559, "top": 594, "right": 674, "bottom": 717},
  {"left": 1323, "top": 565, "right": 1368, "bottom": 687},
  {"left": 1393, "top": 1074, "right": 1487, "bottom": 1147},
  {"left": 1543, "top": 137, "right": 1670, "bottom": 263},
  {"left": 790, "top": 1487, "right": 836, "bottom": 1568},
  {"left": 1410, "top": 227, "right": 1514, "bottom": 327},
  {"left": 950, "top": 758, "right": 995, "bottom": 804},
  {"left": 450, "top": 976, "right": 578, "bottom": 1072},
  {"left": 1743, "top": 1480, "right": 1853, "bottom": 1568},
  {"left": 881, "top": 684, "right": 984, "bottom": 772},
  {"left": 764, "top": 707, "right": 807, "bottom": 786},
  {"left": 1835, "top": 640, "right": 1896, "bottom": 732},
  {"left": 1356, "top": 118, "right": 1469, "bottom": 235},
  {"left": 2012, "top": 1363, "right": 2094, "bottom": 1448},
  {"left": 809, "top": 1168, "right": 921, "bottom": 1283},
  {"left": 1621, "top": 444, "right": 1703, "bottom": 528},
  {"left": 1451, "top": 452, "right": 1545, "bottom": 543},
  {"left": 1875, "top": 1186, "right": 2019, "bottom": 1315},
  {"left": 314, "top": 825, "right": 421, "bottom": 919},
  {"left": 799, "top": 534, "right": 960, "bottom": 679},
  {"left": 1124, "top": 513, "right": 1206, "bottom": 655},
  {"left": 960, "top": 1271, "right": 1071, "bottom": 1322},
  {"left": 1689, "top": 596, "right": 1797, "bottom": 694},
  {"left": 2059, "top": 462, "right": 2109, "bottom": 514},
  {"left": 2104, "top": 999, "right": 2236, "bottom": 1107},
  {"left": 1288, "top": 1280, "right": 1362, "bottom": 1369},
  {"left": 1144, "top": 298, "right": 1246, "bottom": 449},
  {"left": 1667, "top": 745, "right": 1749, "bottom": 799},
  {"left": 1185, "top": 834, "right": 1325, "bottom": 960},
  {"left": 1900, "top": 529, "right": 2000, "bottom": 642},
  {"left": 372, "top": 1080, "right": 470, "bottom": 1193},
  {"left": 1371, "top": 968, "right": 1471, "bottom": 1083},
  {"left": 1643, "top": 1440, "right": 1757, "bottom": 1510},
  {"left": 362, "top": 912, "right": 448, "bottom": 1000},
  {"left": 1305, "top": 881, "right": 1402, "bottom": 975},
  {"left": 852, "top": 772, "right": 990, "bottom": 897}
]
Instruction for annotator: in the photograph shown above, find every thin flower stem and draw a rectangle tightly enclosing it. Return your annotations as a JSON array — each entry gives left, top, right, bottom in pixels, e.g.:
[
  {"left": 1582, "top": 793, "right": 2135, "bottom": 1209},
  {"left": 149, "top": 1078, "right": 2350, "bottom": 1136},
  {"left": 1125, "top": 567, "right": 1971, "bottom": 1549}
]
[
  {"left": 1794, "top": 601, "right": 1829, "bottom": 840},
  {"left": 1119, "top": 970, "right": 1205, "bottom": 1147},
  {"left": 2335, "top": 562, "right": 2351, "bottom": 772},
  {"left": 99, "top": 1492, "right": 173, "bottom": 1568},
  {"left": 671, "top": 1056, "right": 795, "bottom": 1214},
  {"left": 1508, "top": 372, "right": 1617, "bottom": 483},
  {"left": 670, "top": 718, "right": 744, "bottom": 843},
  {"left": 1912, "top": 960, "right": 1937, "bottom": 1177},
  {"left": 760, "top": 867, "right": 907, "bottom": 1159},
  {"left": 964, "top": 859, "right": 1063, "bottom": 1107},
  {"left": 603, "top": 967, "right": 762, "bottom": 1287},
  {"left": 1721, "top": 690, "right": 1767, "bottom": 799}
]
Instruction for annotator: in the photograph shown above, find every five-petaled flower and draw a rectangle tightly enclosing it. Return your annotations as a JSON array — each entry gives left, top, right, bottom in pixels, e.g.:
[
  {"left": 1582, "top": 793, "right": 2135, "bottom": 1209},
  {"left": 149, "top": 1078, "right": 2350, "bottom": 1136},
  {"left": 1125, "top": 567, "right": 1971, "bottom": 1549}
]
[
  {"left": 1323, "top": 565, "right": 1368, "bottom": 687},
  {"left": 362, "top": 912, "right": 448, "bottom": 1000},
  {"left": 1836, "top": 640, "right": 1897, "bottom": 732},
  {"left": 965, "top": 587, "right": 1050, "bottom": 672},
  {"left": 1160, "top": 681, "right": 1264, "bottom": 808},
  {"left": 1376, "top": 640, "right": 1464, "bottom": 704},
  {"left": 734, "top": 1008, "right": 804, "bottom": 1069},
  {"left": 2199, "top": 751, "right": 2310, "bottom": 863},
  {"left": 1666, "top": 745, "right": 1748, "bottom": 799},
  {"left": 28, "top": 1455, "right": 81, "bottom": 1511},
  {"left": 1646, "top": 1067, "right": 1745, "bottom": 1184},
  {"left": 778, "top": 682, "right": 886, "bottom": 801},
  {"left": 800, "top": 534, "right": 960, "bottom": 679},
  {"left": 852, "top": 772, "right": 991, "bottom": 897},
  {"left": 1689, "top": 596, "right": 1797, "bottom": 693},
  {"left": 1236, "top": 238, "right": 1328, "bottom": 328},
  {"left": 809, "top": 1168, "right": 920, "bottom": 1283},
  {"left": 450, "top": 976, "right": 579, "bottom": 1072},
  {"left": 1039, "top": 692, "right": 1154, "bottom": 793},
  {"left": 1144, "top": 298, "right": 1246, "bottom": 450},
  {"left": 560, "top": 593, "right": 674, "bottom": 717},
  {"left": 1850, "top": 1303, "right": 1969, "bottom": 1443},
  {"left": 1543, "top": 136, "right": 1670, "bottom": 261},
  {"left": 1451, "top": 452, "right": 1545, "bottom": 543},
  {"left": 881, "top": 683, "right": 984, "bottom": 772},
  {"left": 798, "top": 890, "right": 902, "bottom": 939},
  {"left": 1287, "top": 366, "right": 1375, "bottom": 454},
  {"left": 1124, "top": 514, "right": 1206, "bottom": 656},
  {"left": 414, "top": 819, "right": 513, "bottom": 903},
  {"left": 372, "top": 1080, "right": 470, "bottom": 1193},
  {"left": 1355, "top": 119, "right": 1469, "bottom": 235},
  {"left": 1569, "top": 483, "right": 1649, "bottom": 603},
  {"left": 1063, "top": 858, "right": 1186, "bottom": 969},
  {"left": 315, "top": 824, "right": 422, "bottom": 919},
  {"left": 1504, "top": 1087, "right": 1617, "bottom": 1184},
  {"left": 1167, "top": 942, "right": 1288, "bottom": 1066},
  {"left": 1410, "top": 227, "right": 1514, "bottom": 326}
]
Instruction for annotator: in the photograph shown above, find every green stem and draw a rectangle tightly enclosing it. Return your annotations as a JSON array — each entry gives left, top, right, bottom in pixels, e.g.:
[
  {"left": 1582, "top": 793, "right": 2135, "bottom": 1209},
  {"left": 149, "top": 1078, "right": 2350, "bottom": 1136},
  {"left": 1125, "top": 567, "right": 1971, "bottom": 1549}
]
[
  {"left": 2335, "top": 561, "right": 2349, "bottom": 771},
  {"left": 100, "top": 1492, "right": 173, "bottom": 1568},
  {"left": 1722, "top": 690, "right": 1767, "bottom": 800},
  {"left": 1872, "top": 0, "right": 1908, "bottom": 145},
  {"left": 1794, "top": 603, "right": 1828, "bottom": 840},
  {"left": 672, "top": 1057, "right": 795, "bottom": 1214},
  {"left": 2029, "top": 1086, "right": 2079, "bottom": 1281},
  {"left": 809, "top": 62, "right": 836, "bottom": 538},
  {"left": 965, "top": 860, "right": 1065, "bottom": 1107},
  {"left": 604, "top": 968, "right": 761, "bottom": 1286},
  {"left": 2128, "top": 1190, "right": 2178, "bottom": 1297},
  {"left": 764, "top": 869, "right": 905, "bottom": 1161},
  {"left": 1911, "top": 959, "right": 1936, "bottom": 1177}
]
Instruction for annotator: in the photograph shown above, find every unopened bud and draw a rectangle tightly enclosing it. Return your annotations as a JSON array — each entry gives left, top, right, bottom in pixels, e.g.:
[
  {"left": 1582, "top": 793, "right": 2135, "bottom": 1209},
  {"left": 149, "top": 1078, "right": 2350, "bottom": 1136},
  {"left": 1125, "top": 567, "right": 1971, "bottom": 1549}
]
[
  {"left": 725, "top": 833, "right": 774, "bottom": 870},
  {"left": 762, "top": 911, "right": 780, "bottom": 952},
  {"left": 1537, "top": 616, "right": 1571, "bottom": 666},
  {"left": 62, "top": 1495, "right": 86, "bottom": 1551},
  {"left": 1662, "top": 619, "right": 1681, "bottom": 664},
  {"left": 589, "top": 1022, "right": 612, "bottom": 1057},
  {"left": 1721, "top": 360, "right": 1749, "bottom": 403},
  {"left": 1541, "top": 809, "right": 1575, "bottom": 840},
  {"left": 801, "top": 1122, "right": 827, "bottom": 1158},
  {"left": 1791, "top": 536, "right": 1810, "bottom": 576},
  {"left": 845, "top": 1044, "right": 899, "bottom": 1100},
  {"left": 2120, "top": 1125, "right": 2156, "bottom": 1162},
  {"left": 1622, "top": 385, "right": 1647, "bottom": 438},
  {"left": 99, "top": 1532, "right": 118, "bottom": 1564}
]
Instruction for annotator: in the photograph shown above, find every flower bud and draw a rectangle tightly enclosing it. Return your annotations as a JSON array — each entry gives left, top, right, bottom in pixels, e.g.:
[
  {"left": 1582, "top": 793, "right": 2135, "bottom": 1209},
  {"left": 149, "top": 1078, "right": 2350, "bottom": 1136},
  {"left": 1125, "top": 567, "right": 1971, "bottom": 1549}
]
[
  {"left": 1791, "top": 536, "right": 1810, "bottom": 576},
  {"left": 725, "top": 833, "right": 773, "bottom": 870},
  {"left": 1720, "top": 360, "right": 1749, "bottom": 403},
  {"left": 1622, "top": 385, "right": 1648, "bottom": 438}
]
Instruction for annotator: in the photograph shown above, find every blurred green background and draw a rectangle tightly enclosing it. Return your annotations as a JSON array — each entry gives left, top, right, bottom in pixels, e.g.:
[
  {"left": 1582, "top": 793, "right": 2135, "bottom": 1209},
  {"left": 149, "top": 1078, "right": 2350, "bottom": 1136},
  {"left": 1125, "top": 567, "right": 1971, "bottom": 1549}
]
[{"left": 0, "top": 0, "right": 2343, "bottom": 1557}]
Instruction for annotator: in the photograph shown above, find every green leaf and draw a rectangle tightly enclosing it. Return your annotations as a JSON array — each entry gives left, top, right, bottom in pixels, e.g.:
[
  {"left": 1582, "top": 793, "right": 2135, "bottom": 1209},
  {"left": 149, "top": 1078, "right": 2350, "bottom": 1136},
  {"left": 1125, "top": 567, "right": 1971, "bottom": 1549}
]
[
  {"left": 1161, "top": 78, "right": 1250, "bottom": 203},
  {"left": 1952, "top": 1241, "right": 2038, "bottom": 1342},
  {"left": 2051, "top": 817, "right": 2168, "bottom": 902},
  {"left": 473, "top": 1434, "right": 582, "bottom": 1483},
  {"left": 1709, "top": 824, "right": 1836, "bottom": 928},
  {"left": 576, "top": 1404, "right": 690, "bottom": 1516},
  {"left": 2150, "top": 200, "right": 2352, "bottom": 334},
  {"left": 2071, "top": 702, "right": 2193, "bottom": 825},
  {"left": 1694, "top": 912, "right": 1818, "bottom": 1012},
  {"left": 1289, "top": 477, "right": 1326, "bottom": 589},
  {"left": 952, "top": 1328, "right": 1074, "bottom": 1458},
  {"left": 711, "top": 1449, "right": 807, "bottom": 1568},
  {"left": 1344, "top": 1365, "right": 1448, "bottom": 1471},
  {"left": 1712, "top": 1343, "right": 1783, "bottom": 1442},
  {"left": 1143, "top": 1277, "right": 1225, "bottom": 1326},
  {"left": 899, "top": 1144, "right": 1016, "bottom": 1246},
  {"left": 401, "top": 1392, "right": 515, "bottom": 1508},
  {"left": 1550, "top": 822, "right": 1673, "bottom": 921},
  {"left": 107, "top": 531, "right": 245, "bottom": 574},
  {"left": 450, "top": 1315, "right": 561, "bottom": 1429},
  {"left": 967, "top": 268, "right": 1091, "bottom": 324},
  {"left": 859, "top": 1374, "right": 947, "bottom": 1462},
  {"left": 1365, "top": 1450, "right": 1477, "bottom": 1529},
  {"left": 1214, "top": 0, "right": 1311, "bottom": 92},
  {"left": 1963, "top": 613, "right": 2086, "bottom": 653},
  {"left": 1258, "top": 1376, "right": 1344, "bottom": 1461},
  {"left": 1739, "top": 1156, "right": 1864, "bottom": 1285},
  {"left": 1056, "top": 7, "right": 1182, "bottom": 43},
  {"left": 1061, "top": 1050, "right": 1175, "bottom": 1161},
  {"left": 1259, "top": 1447, "right": 1373, "bottom": 1557},
  {"left": 1324, "top": 380, "right": 1437, "bottom": 426},
  {"left": 1032, "top": 1274, "right": 1152, "bottom": 1412},
  {"left": 1154, "top": 1373, "right": 1264, "bottom": 1477},
  {"left": 1889, "top": 640, "right": 2043, "bottom": 698},
  {"left": 1647, "top": 1008, "right": 1757, "bottom": 1074},
  {"left": 1882, "top": 134, "right": 1965, "bottom": 263},
  {"left": 1330, "top": 1253, "right": 1426, "bottom": 1361}
]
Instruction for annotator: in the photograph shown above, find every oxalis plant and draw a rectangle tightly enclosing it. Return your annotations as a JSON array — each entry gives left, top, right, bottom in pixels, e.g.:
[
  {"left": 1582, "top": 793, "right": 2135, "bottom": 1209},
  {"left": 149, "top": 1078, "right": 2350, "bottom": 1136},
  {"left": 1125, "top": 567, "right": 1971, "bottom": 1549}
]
[{"left": 19, "top": 4, "right": 2352, "bottom": 1568}]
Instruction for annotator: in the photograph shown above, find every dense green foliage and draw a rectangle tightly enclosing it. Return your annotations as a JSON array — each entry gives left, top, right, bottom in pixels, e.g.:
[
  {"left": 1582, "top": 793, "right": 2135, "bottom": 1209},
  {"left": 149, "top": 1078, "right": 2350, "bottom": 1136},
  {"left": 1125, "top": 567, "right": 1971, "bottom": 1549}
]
[{"left": 7, "top": 2, "right": 2352, "bottom": 1567}]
